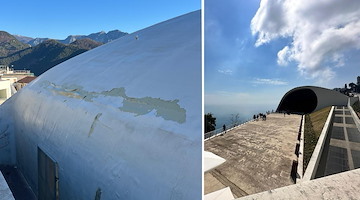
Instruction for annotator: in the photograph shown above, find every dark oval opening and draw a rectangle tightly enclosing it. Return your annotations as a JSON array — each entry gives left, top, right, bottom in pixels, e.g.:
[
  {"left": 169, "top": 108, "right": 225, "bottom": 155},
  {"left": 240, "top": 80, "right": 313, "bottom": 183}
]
[{"left": 277, "top": 89, "right": 317, "bottom": 114}]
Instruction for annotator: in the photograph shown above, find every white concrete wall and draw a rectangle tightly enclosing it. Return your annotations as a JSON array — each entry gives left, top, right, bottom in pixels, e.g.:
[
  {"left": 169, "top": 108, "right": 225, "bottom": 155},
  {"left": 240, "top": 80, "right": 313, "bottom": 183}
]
[
  {"left": 0, "top": 11, "right": 201, "bottom": 200},
  {"left": 0, "top": 97, "right": 16, "bottom": 165},
  {"left": 312, "top": 87, "right": 348, "bottom": 112},
  {"left": 0, "top": 80, "right": 12, "bottom": 105},
  {"left": 0, "top": 80, "right": 11, "bottom": 99},
  {"left": 349, "top": 96, "right": 358, "bottom": 106},
  {"left": 1, "top": 77, "right": 17, "bottom": 84},
  {"left": 278, "top": 86, "right": 348, "bottom": 113}
]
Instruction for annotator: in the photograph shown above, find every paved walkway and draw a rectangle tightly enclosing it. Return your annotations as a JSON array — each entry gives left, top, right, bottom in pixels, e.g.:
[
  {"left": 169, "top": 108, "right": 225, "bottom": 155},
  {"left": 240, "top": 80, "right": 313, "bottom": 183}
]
[
  {"left": 204, "top": 113, "right": 302, "bottom": 198},
  {"left": 0, "top": 169, "right": 14, "bottom": 200},
  {"left": 320, "top": 106, "right": 360, "bottom": 176},
  {"left": 0, "top": 165, "right": 36, "bottom": 200}
]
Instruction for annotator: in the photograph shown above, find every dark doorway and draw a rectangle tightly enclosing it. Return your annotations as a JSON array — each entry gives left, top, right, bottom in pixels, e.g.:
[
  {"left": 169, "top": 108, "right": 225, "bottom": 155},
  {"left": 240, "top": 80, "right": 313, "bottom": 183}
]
[
  {"left": 277, "top": 89, "right": 317, "bottom": 114},
  {"left": 38, "top": 147, "right": 59, "bottom": 200}
]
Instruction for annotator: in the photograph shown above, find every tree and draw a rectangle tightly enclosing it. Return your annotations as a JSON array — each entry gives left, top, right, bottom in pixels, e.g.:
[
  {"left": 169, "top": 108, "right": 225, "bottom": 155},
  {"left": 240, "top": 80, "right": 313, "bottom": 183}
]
[
  {"left": 205, "top": 113, "right": 216, "bottom": 133},
  {"left": 349, "top": 82, "right": 356, "bottom": 92}
]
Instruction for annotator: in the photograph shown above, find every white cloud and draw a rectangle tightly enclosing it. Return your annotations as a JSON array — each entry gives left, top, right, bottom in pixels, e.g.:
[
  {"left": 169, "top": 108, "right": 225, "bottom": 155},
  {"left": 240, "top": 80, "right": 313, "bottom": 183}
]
[
  {"left": 277, "top": 46, "right": 292, "bottom": 66},
  {"left": 331, "top": 53, "right": 345, "bottom": 68},
  {"left": 217, "top": 69, "right": 233, "bottom": 75},
  {"left": 251, "top": 0, "right": 360, "bottom": 80},
  {"left": 252, "top": 78, "right": 288, "bottom": 85},
  {"left": 300, "top": 67, "right": 335, "bottom": 86}
]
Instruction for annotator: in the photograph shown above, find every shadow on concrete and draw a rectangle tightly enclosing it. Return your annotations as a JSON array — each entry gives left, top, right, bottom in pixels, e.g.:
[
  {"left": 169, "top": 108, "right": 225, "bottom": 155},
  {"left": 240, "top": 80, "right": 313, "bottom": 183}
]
[{"left": 0, "top": 165, "right": 37, "bottom": 200}]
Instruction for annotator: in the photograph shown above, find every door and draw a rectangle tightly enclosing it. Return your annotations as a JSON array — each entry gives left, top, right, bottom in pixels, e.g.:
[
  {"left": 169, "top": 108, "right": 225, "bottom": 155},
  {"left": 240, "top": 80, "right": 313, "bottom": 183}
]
[{"left": 38, "top": 147, "right": 59, "bottom": 200}]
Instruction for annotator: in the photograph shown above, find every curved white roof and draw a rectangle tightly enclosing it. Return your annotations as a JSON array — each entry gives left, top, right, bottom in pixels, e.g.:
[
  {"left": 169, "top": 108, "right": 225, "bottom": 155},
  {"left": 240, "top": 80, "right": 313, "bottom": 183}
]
[
  {"left": 277, "top": 86, "right": 348, "bottom": 113},
  {"left": 0, "top": 10, "right": 201, "bottom": 199}
]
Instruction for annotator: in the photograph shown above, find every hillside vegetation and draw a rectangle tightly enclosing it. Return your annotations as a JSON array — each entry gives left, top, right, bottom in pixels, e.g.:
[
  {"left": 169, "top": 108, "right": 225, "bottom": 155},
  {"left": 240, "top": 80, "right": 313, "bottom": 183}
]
[
  {"left": 0, "top": 39, "right": 101, "bottom": 75},
  {"left": 0, "top": 31, "right": 29, "bottom": 57},
  {"left": 0, "top": 30, "right": 126, "bottom": 76},
  {"left": 304, "top": 106, "right": 331, "bottom": 170},
  {"left": 353, "top": 100, "right": 360, "bottom": 119}
]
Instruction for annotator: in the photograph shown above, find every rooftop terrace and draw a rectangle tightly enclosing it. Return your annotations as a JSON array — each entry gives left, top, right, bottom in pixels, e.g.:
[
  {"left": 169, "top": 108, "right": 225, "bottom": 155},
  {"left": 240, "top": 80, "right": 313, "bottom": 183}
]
[{"left": 204, "top": 113, "right": 302, "bottom": 198}]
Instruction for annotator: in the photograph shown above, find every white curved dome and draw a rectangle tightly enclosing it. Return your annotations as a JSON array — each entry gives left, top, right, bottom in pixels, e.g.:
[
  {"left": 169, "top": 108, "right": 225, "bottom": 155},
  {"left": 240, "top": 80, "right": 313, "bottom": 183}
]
[{"left": 0, "top": 10, "right": 201, "bottom": 200}]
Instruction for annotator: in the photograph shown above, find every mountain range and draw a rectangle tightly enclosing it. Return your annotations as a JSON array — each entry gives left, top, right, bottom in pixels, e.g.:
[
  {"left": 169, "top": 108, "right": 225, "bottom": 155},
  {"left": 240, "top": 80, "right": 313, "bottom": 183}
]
[
  {"left": 0, "top": 30, "right": 128, "bottom": 75},
  {"left": 14, "top": 30, "right": 127, "bottom": 47},
  {"left": 0, "top": 31, "right": 30, "bottom": 57}
]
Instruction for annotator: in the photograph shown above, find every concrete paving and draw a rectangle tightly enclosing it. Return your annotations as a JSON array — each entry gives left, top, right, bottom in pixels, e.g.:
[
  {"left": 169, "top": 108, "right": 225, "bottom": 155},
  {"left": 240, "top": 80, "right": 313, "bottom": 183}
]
[
  {"left": 0, "top": 170, "right": 14, "bottom": 200},
  {"left": 204, "top": 113, "right": 302, "bottom": 198},
  {"left": 0, "top": 165, "right": 37, "bottom": 200}
]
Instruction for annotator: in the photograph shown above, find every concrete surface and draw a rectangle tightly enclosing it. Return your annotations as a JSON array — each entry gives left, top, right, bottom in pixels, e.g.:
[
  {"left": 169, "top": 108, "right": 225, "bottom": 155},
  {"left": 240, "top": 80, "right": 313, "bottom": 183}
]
[
  {"left": 204, "top": 113, "right": 302, "bottom": 198},
  {"left": 277, "top": 86, "right": 348, "bottom": 113},
  {"left": 204, "top": 187, "right": 234, "bottom": 200},
  {"left": 0, "top": 165, "right": 36, "bottom": 200},
  {"left": 204, "top": 151, "right": 226, "bottom": 172},
  {"left": 0, "top": 11, "right": 202, "bottom": 200},
  {"left": 296, "top": 116, "right": 305, "bottom": 182},
  {"left": 0, "top": 168, "right": 15, "bottom": 200},
  {"left": 236, "top": 168, "right": 360, "bottom": 200}
]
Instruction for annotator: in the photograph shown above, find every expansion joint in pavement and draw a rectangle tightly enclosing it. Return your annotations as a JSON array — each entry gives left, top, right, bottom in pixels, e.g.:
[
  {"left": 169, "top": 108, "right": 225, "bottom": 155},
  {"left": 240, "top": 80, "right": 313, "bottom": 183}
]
[{"left": 210, "top": 169, "right": 248, "bottom": 197}]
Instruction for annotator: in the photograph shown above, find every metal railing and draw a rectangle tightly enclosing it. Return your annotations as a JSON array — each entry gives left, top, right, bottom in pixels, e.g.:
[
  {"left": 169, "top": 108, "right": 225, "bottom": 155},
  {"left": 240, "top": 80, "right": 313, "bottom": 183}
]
[
  {"left": 204, "top": 118, "right": 253, "bottom": 140},
  {"left": 12, "top": 70, "right": 31, "bottom": 74}
]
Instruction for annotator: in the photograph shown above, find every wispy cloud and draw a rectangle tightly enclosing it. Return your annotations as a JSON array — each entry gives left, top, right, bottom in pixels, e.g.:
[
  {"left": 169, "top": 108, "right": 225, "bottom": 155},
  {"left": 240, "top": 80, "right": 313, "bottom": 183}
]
[
  {"left": 217, "top": 69, "right": 233, "bottom": 75},
  {"left": 251, "top": 0, "right": 360, "bottom": 81},
  {"left": 252, "top": 78, "right": 288, "bottom": 85}
]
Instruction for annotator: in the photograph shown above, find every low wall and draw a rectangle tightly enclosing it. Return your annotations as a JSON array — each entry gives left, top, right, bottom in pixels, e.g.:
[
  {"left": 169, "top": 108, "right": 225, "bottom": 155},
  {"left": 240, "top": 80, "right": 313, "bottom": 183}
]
[
  {"left": 296, "top": 115, "right": 305, "bottom": 183},
  {"left": 302, "top": 106, "right": 334, "bottom": 181}
]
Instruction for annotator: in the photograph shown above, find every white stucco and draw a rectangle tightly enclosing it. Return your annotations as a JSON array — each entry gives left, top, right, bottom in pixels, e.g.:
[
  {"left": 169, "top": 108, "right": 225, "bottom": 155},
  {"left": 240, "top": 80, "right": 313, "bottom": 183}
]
[
  {"left": 204, "top": 151, "right": 226, "bottom": 172},
  {"left": 204, "top": 187, "right": 234, "bottom": 200},
  {"left": 0, "top": 10, "right": 201, "bottom": 200},
  {"left": 0, "top": 80, "right": 11, "bottom": 104}
]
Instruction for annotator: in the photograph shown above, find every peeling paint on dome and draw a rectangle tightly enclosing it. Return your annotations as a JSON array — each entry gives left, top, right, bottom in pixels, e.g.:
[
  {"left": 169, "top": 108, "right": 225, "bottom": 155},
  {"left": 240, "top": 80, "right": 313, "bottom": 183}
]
[{"left": 41, "top": 81, "right": 186, "bottom": 124}]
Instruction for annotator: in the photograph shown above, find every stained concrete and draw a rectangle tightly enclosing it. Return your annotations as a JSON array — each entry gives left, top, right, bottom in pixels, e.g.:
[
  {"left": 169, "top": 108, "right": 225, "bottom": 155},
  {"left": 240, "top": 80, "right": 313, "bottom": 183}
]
[{"left": 204, "top": 113, "right": 301, "bottom": 198}]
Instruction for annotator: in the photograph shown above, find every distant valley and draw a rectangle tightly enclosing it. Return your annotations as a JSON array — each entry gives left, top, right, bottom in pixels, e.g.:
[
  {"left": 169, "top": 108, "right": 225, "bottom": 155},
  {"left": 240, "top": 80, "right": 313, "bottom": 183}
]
[{"left": 0, "top": 30, "right": 128, "bottom": 75}]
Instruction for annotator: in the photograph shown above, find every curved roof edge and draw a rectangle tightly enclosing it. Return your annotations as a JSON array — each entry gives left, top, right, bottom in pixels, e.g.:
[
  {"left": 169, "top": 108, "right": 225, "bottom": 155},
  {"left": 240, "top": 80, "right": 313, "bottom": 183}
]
[{"left": 277, "top": 86, "right": 348, "bottom": 114}]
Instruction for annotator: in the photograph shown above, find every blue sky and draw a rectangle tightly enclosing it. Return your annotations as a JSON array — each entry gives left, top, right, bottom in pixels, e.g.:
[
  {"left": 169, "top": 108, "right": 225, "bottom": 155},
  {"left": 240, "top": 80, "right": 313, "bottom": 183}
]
[
  {"left": 205, "top": 0, "right": 360, "bottom": 124},
  {"left": 1, "top": 0, "right": 200, "bottom": 39}
]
